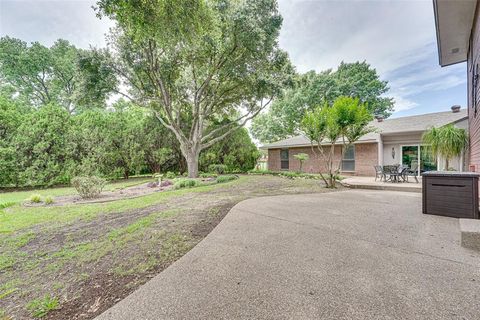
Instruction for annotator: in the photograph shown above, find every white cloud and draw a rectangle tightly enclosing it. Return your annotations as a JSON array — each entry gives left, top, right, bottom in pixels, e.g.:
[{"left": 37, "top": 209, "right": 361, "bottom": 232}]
[{"left": 0, "top": 0, "right": 114, "bottom": 49}]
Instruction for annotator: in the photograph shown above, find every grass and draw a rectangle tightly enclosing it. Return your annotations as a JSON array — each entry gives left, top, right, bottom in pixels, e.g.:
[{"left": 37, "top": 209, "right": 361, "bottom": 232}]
[
  {"left": 26, "top": 295, "right": 59, "bottom": 318},
  {"left": 216, "top": 175, "right": 238, "bottom": 183},
  {"left": 0, "top": 177, "right": 241, "bottom": 235},
  {"left": 0, "top": 176, "right": 152, "bottom": 207},
  {"left": 0, "top": 175, "right": 332, "bottom": 319}
]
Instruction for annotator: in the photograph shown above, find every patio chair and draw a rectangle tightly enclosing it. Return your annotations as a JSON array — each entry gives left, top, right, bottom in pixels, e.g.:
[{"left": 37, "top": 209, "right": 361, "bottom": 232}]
[
  {"left": 403, "top": 163, "right": 419, "bottom": 183},
  {"left": 374, "top": 165, "right": 385, "bottom": 181},
  {"left": 398, "top": 165, "right": 409, "bottom": 182}
]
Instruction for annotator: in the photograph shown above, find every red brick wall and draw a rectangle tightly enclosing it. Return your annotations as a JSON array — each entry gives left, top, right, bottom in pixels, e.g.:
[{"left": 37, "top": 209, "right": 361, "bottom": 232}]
[
  {"left": 267, "top": 149, "right": 281, "bottom": 171},
  {"left": 355, "top": 143, "right": 378, "bottom": 176},
  {"left": 468, "top": 4, "right": 480, "bottom": 172},
  {"left": 267, "top": 143, "right": 378, "bottom": 176}
]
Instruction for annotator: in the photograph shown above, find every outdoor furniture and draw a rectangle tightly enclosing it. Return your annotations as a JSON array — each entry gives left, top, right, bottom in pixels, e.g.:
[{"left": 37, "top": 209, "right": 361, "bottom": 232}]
[
  {"left": 383, "top": 165, "right": 401, "bottom": 182},
  {"left": 403, "top": 163, "right": 419, "bottom": 183},
  {"left": 374, "top": 165, "right": 385, "bottom": 181},
  {"left": 422, "top": 171, "right": 479, "bottom": 219},
  {"left": 398, "top": 165, "right": 409, "bottom": 182}
]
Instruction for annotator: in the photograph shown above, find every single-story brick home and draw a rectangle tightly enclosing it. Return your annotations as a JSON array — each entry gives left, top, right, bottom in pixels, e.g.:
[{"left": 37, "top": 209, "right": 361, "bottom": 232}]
[{"left": 261, "top": 107, "right": 468, "bottom": 176}]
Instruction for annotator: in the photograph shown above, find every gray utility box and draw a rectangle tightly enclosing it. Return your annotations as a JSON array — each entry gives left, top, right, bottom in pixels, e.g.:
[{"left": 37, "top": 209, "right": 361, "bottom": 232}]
[{"left": 422, "top": 171, "right": 479, "bottom": 219}]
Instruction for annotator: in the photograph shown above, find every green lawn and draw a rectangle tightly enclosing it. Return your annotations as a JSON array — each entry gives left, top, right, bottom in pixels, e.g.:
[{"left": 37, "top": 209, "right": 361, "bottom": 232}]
[{"left": 0, "top": 176, "right": 152, "bottom": 208}]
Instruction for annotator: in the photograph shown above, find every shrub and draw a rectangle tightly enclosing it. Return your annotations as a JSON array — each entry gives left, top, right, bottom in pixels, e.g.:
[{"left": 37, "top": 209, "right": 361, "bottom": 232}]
[
  {"left": 216, "top": 175, "right": 238, "bottom": 183},
  {"left": 173, "top": 178, "right": 200, "bottom": 189},
  {"left": 44, "top": 196, "right": 54, "bottom": 205},
  {"left": 248, "top": 169, "right": 277, "bottom": 175},
  {"left": 26, "top": 295, "right": 59, "bottom": 318},
  {"left": 208, "top": 164, "right": 227, "bottom": 174},
  {"left": 199, "top": 172, "right": 217, "bottom": 178},
  {"left": 71, "top": 176, "right": 106, "bottom": 199},
  {"left": 279, "top": 171, "right": 300, "bottom": 179},
  {"left": 165, "top": 171, "right": 177, "bottom": 179},
  {"left": 28, "top": 194, "right": 42, "bottom": 203}
]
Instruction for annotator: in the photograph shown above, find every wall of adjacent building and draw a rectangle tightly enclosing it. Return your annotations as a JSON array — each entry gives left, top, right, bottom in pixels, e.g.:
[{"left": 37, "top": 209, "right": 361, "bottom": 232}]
[{"left": 468, "top": 4, "right": 480, "bottom": 171}]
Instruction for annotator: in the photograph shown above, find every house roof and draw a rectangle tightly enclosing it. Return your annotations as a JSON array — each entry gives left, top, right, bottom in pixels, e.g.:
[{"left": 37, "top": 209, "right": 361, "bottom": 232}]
[
  {"left": 433, "top": 0, "right": 477, "bottom": 66},
  {"left": 261, "top": 108, "right": 467, "bottom": 149}
]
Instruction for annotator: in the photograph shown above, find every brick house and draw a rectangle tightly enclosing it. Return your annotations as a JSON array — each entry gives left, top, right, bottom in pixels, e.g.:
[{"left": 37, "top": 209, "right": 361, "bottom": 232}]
[
  {"left": 261, "top": 108, "right": 468, "bottom": 176},
  {"left": 433, "top": 0, "right": 479, "bottom": 172}
]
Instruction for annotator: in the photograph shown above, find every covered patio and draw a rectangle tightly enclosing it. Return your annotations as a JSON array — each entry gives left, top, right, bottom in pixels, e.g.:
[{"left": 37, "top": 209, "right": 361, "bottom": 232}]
[{"left": 341, "top": 175, "right": 422, "bottom": 193}]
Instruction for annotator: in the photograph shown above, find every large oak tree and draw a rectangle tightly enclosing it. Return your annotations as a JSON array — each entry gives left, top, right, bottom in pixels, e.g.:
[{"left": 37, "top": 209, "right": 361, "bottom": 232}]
[{"left": 94, "top": 0, "right": 292, "bottom": 177}]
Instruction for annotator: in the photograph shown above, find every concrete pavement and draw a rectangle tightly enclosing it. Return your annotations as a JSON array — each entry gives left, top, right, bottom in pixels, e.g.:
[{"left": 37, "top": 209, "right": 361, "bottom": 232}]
[{"left": 96, "top": 190, "right": 480, "bottom": 320}]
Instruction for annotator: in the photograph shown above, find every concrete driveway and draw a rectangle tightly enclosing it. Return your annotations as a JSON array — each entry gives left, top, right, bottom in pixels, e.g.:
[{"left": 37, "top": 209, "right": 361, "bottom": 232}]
[{"left": 96, "top": 190, "right": 480, "bottom": 320}]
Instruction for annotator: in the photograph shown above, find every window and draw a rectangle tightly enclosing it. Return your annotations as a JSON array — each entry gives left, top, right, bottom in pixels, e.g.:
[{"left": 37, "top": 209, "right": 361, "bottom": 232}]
[
  {"left": 342, "top": 145, "right": 355, "bottom": 171},
  {"left": 280, "top": 149, "right": 289, "bottom": 170}
]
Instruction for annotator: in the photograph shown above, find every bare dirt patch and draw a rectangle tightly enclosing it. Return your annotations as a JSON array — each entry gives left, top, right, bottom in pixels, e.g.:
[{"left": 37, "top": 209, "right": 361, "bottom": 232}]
[{"left": 0, "top": 175, "right": 341, "bottom": 319}]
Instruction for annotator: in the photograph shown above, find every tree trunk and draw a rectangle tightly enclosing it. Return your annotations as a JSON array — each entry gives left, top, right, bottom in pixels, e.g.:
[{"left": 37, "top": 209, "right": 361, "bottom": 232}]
[
  {"left": 184, "top": 148, "right": 200, "bottom": 178},
  {"left": 445, "top": 158, "right": 449, "bottom": 171}
]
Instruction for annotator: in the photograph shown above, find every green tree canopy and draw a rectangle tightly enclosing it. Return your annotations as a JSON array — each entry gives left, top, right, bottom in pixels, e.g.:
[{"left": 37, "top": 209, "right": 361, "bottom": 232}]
[
  {"left": 0, "top": 37, "right": 114, "bottom": 113},
  {"left": 252, "top": 61, "right": 394, "bottom": 143},
  {"left": 93, "top": 0, "right": 293, "bottom": 177}
]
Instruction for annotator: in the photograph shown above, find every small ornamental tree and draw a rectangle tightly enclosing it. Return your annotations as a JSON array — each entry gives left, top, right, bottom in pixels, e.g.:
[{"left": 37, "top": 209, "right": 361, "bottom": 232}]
[
  {"left": 293, "top": 153, "right": 309, "bottom": 172},
  {"left": 422, "top": 124, "right": 468, "bottom": 170},
  {"left": 301, "top": 96, "right": 373, "bottom": 188}
]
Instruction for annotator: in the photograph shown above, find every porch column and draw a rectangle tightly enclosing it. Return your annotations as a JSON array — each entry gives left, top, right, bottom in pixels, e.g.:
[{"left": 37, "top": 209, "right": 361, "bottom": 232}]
[{"left": 377, "top": 135, "right": 383, "bottom": 166}]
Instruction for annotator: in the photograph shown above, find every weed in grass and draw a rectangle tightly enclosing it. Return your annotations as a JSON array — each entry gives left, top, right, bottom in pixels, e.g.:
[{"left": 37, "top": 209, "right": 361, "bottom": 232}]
[
  {"left": 0, "top": 287, "right": 17, "bottom": 300},
  {"left": 208, "top": 207, "right": 220, "bottom": 216},
  {"left": 79, "top": 273, "right": 90, "bottom": 281},
  {"left": 0, "top": 308, "right": 12, "bottom": 320},
  {"left": 0, "top": 254, "right": 15, "bottom": 271},
  {"left": 160, "top": 233, "right": 192, "bottom": 261},
  {"left": 26, "top": 295, "right": 59, "bottom": 318},
  {"left": 28, "top": 194, "right": 42, "bottom": 203},
  {"left": 0, "top": 202, "right": 15, "bottom": 210},
  {"left": 4, "top": 231, "right": 35, "bottom": 249},
  {"left": 0, "top": 280, "right": 19, "bottom": 299},
  {"left": 52, "top": 282, "right": 64, "bottom": 290},
  {"left": 44, "top": 196, "right": 54, "bottom": 205}
]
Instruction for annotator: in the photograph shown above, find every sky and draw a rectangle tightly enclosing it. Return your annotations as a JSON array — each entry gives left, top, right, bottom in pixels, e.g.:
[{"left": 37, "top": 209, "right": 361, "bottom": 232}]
[{"left": 0, "top": 0, "right": 468, "bottom": 118}]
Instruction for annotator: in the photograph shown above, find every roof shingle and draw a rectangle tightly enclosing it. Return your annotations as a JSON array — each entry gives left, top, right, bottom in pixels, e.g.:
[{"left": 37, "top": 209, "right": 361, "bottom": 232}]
[{"left": 261, "top": 109, "right": 467, "bottom": 149}]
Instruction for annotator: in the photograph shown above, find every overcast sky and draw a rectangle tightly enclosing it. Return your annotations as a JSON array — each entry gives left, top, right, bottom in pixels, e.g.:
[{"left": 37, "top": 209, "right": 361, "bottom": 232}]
[{"left": 0, "top": 0, "right": 467, "bottom": 118}]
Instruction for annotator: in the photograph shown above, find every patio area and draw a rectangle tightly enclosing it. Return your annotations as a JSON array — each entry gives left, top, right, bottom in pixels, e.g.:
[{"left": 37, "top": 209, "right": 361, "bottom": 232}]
[{"left": 341, "top": 176, "right": 422, "bottom": 192}]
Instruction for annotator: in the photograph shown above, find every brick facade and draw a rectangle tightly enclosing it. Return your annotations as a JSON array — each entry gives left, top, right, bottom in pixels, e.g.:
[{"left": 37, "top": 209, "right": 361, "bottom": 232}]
[{"left": 267, "top": 143, "right": 378, "bottom": 176}]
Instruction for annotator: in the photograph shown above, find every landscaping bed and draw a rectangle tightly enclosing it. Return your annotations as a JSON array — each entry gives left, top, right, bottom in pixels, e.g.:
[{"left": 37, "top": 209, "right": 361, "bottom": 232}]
[{"left": 0, "top": 175, "right": 340, "bottom": 319}]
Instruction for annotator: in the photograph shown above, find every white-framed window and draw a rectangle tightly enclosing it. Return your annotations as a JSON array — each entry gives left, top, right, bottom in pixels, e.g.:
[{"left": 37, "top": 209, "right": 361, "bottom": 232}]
[
  {"left": 342, "top": 145, "right": 355, "bottom": 171},
  {"left": 280, "top": 149, "right": 289, "bottom": 170}
]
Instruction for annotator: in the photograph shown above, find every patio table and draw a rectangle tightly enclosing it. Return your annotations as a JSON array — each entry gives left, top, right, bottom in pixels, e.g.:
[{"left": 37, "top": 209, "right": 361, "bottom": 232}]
[{"left": 383, "top": 165, "right": 408, "bottom": 183}]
